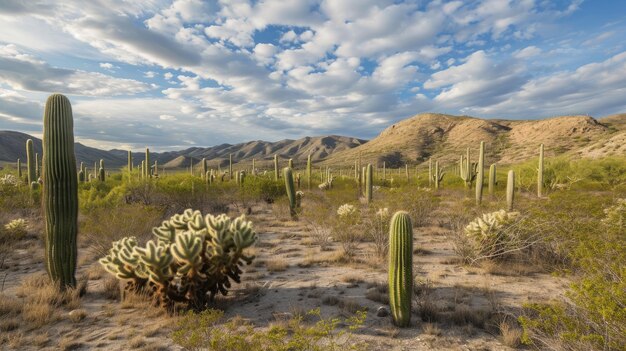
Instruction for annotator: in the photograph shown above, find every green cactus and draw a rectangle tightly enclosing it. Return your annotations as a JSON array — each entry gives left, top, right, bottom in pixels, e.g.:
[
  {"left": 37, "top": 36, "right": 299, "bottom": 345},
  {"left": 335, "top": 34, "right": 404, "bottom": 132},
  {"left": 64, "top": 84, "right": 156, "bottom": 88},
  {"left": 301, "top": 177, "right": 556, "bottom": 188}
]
[
  {"left": 476, "top": 141, "right": 485, "bottom": 205},
  {"left": 78, "top": 169, "right": 84, "bottom": 182},
  {"left": 288, "top": 158, "right": 293, "bottom": 169},
  {"left": 488, "top": 163, "right": 497, "bottom": 196},
  {"left": 382, "top": 161, "right": 386, "bottom": 181},
  {"left": 201, "top": 158, "right": 207, "bottom": 179},
  {"left": 274, "top": 154, "right": 279, "bottom": 181},
  {"left": 229, "top": 153, "right": 233, "bottom": 180},
  {"left": 460, "top": 148, "right": 477, "bottom": 188},
  {"left": 153, "top": 160, "right": 158, "bottom": 177},
  {"left": 538, "top": 143, "right": 544, "bottom": 198},
  {"left": 432, "top": 160, "right": 445, "bottom": 190},
  {"left": 284, "top": 167, "right": 297, "bottom": 218},
  {"left": 507, "top": 170, "right": 515, "bottom": 211},
  {"left": 366, "top": 163, "right": 373, "bottom": 204},
  {"left": 388, "top": 211, "right": 413, "bottom": 327},
  {"left": 206, "top": 171, "right": 211, "bottom": 185},
  {"left": 26, "top": 139, "right": 35, "bottom": 184},
  {"left": 35, "top": 152, "right": 40, "bottom": 179},
  {"left": 42, "top": 94, "right": 78, "bottom": 289},
  {"left": 239, "top": 170, "right": 245, "bottom": 186},
  {"left": 128, "top": 150, "right": 132, "bottom": 174},
  {"left": 428, "top": 158, "right": 432, "bottom": 187},
  {"left": 145, "top": 148, "right": 150, "bottom": 178},
  {"left": 99, "top": 159, "right": 105, "bottom": 181},
  {"left": 141, "top": 160, "right": 145, "bottom": 179}
]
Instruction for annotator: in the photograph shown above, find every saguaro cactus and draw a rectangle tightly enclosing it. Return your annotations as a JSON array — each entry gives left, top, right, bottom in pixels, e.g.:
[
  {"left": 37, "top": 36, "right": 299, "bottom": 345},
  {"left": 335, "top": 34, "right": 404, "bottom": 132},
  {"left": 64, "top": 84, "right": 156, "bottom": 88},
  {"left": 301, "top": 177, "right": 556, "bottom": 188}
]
[
  {"left": 35, "top": 153, "right": 40, "bottom": 179},
  {"left": 274, "top": 154, "right": 279, "bottom": 181},
  {"left": 428, "top": 158, "right": 432, "bottom": 187},
  {"left": 537, "top": 144, "right": 544, "bottom": 198},
  {"left": 306, "top": 154, "right": 312, "bottom": 190},
  {"left": 99, "top": 159, "right": 105, "bottom": 181},
  {"left": 229, "top": 153, "right": 233, "bottom": 180},
  {"left": 17, "top": 159, "right": 22, "bottom": 179},
  {"left": 366, "top": 163, "right": 373, "bottom": 204},
  {"left": 460, "top": 148, "right": 477, "bottom": 188},
  {"left": 42, "top": 94, "right": 78, "bottom": 289},
  {"left": 476, "top": 141, "right": 485, "bottom": 205},
  {"left": 432, "top": 160, "right": 445, "bottom": 189},
  {"left": 388, "top": 211, "right": 413, "bottom": 327},
  {"left": 202, "top": 158, "right": 207, "bottom": 179},
  {"left": 128, "top": 150, "right": 132, "bottom": 173},
  {"left": 284, "top": 167, "right": 296, "bottom": 218},
  {"left": 26, "top": 139, "right": 35, "bottom": 184},
  {"left": 145, "top": 148, "right": 150, "bottom": 178},
  {"left": 488, "top": 163, "right": 497, "bottom": 196},
  {"left": 507, "top": 170, "right": 515, "bottom": 211},
  {"left": 288, "top": 158, "right": 293, "bottom": 169}
]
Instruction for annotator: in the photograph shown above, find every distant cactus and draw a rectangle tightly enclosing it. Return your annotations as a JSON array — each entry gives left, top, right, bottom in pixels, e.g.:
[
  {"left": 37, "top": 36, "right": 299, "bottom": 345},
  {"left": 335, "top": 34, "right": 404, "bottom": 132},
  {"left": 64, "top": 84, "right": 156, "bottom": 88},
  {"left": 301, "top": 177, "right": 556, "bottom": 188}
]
[
  {"left": 99, "top": 159, "right": 105, "bottom": 181},
  {"left": 388, "top": 211, "right": 413, "bottom": 327},
  {"left": 239, "top": 170, "right": 245, "bottom": 186},
  {"left": 288, "top": 158, "right": 293, "bottom": 169},
  {"left": 488, "top": 163, "right": 497, "bottom": 196},
  {"left": 476, "top": 141, "right": 485, "bottom": 205},
  {"left": 306, "top": 154, "right": 312, "bottom": 190},
  {"left": 153, "top": 160, "right": 158, "bottom": 177},
  {"left": 128, "top": 150, "right": 132, "bottom": 173},
  {"left": 202, "top": 158, "right": 207, "bottom": 179},
  {"left": 432, "top": 160, "right": 445, "bottom": 190},
  {"left": 26, "top": 139, "right": 35, "bottom": 184},
  {"left": 274, "top": 154, "right": 279, "bottom": 181},
  {"left": 145, "top": 148, "right": 150, "bottom": 178},
  {"left": 17, "top": 158, "right": 22, "bottom": 179},
  {"left": 42, "top": 94, "right": 78, "bottom": 289},
  {"left": 206, "top": 171, "right": 211, "bottom": 185},
  {"left": 35, "top": 152, "right": 40, "bottom": 179},
  {"left": 284, "top": 167, "right": 297, "bottom": 218},
  {"left": 507, "top": 170, "right": 515, "bottom": 211},
  {"left": 538, "top": 144, "right": 544, "bottom": 198},
  {"left": 366, "top": 163, "right": 373, "bottom": 204},
  {"left": 428, "top": 158, "right": 432, "bottom": 187},
  {"left": 229, "top": 153, "right": 233, "bottom": 180},
  {"left": 460, "top": 148, "right": 477, "bottom": 188},
  {"left": 78, "top": 169, "right": 84, "bottom": 182}
]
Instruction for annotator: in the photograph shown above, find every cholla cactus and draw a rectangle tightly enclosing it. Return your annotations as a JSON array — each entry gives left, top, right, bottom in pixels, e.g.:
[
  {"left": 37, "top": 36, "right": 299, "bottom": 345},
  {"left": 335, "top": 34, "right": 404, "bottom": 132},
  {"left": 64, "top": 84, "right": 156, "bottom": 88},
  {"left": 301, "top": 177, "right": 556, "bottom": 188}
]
[
  {"left": 4, "top": 218, "right": 28, "bottom": 236},
  {"left": 0, "top": 174, "right": 19, "bottom": 186},
  {"left": 99, "top": 209, "right": 257, "bottom": 308},
  {"left": 337, "top": 204, "right": 359, "bottom": 225},
  {"left": 376, "top": 207, "right": 390, "bottom": 221},
  {"left": 295, "top": 191, "right": 304, "bottom": 209},
  {"left": 464, "top": 210, "right": 520, "bottom": 258},
  {"left": 602, "top": 198, "right": 626, "bottom": 232}
]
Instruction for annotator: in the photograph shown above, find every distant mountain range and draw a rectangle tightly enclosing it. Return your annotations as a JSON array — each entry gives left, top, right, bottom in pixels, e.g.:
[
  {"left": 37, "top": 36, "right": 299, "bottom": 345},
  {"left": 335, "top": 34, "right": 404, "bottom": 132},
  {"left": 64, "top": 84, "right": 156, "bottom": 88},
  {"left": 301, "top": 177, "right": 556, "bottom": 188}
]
[{"left": 1, "top": 113, "right": 624, "bottom": 170}]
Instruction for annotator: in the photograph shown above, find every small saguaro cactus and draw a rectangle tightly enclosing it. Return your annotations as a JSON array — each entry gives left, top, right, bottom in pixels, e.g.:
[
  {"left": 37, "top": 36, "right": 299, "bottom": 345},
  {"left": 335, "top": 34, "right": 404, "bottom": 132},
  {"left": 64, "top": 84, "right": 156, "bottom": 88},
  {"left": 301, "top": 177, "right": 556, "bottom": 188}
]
[
  {"left": 153, "top": 160, "right": 158, "bottom": 177},
  {"left": 78, "top": 169, "right": 85, "bottom": 182},
  {"left": 432, "top": 160, "right": 445, "bottom": 189},
  {"left": 141, "top": 160, "right": 145, "bottom": 179},
  {"left": 537, "top": 144, "right": 544, "bottom": 198},
  {"left": 460, "top": 148, "right": 477, "bottom": 188},
  {"left": 366, "top": 163, "right": 373, "bottom": 204},
  {"left": 145, "top": 148, "right": 150, "bottom": 178},
  {"left": 428, "top": 158, "right": 432, "bottom": 187},
  {"left": 239, "top": 170, "right": 245, "bottom": 186},
  {"left": 26, "top": 139, "right": 35, "bottom": 184},
  {"left": 476, "top": 141, "right": 485, "bottom": 205},
  {"left": 274, "top": 154, "right": 279, "bottom": 181},
  {"left": 284, "top": 167, "right": 297, "bottom": 218},
  {"left": 42, "top": 93, "right": 78, "bottom": 289},
  {"left": 307, "top": 154, "right": 312, "bottom": 190},
  {"left": 507, "top": 170, "right": 515, "bottom": 211},
  {"left": 202, "top": 158, "right": 207, "bottom": 179},
  {"left": 388, "top": 211, "right": 413, "bottom": 327},
  {"left": 99, "top": 159, "right": 105, "bottom": 181},
  {"left": 488, "top": 163, "right": 497, "bottom": 196}
]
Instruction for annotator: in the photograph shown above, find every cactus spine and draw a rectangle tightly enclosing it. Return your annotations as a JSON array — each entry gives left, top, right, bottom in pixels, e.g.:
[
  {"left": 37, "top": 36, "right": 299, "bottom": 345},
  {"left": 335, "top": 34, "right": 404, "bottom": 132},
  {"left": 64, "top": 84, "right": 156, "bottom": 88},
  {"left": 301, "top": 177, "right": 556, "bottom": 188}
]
[
  {"left": 507, "top": 170, "right": 515, "bottom": 211},
  {"left": 26, "top": 139, "right": 35, "bottom": 184},
  {"left": 388, "top": 211, "right": 413, "bottom": 327},
  {"left": 42, "top": 94, "right": 78, "bottom": 289},
  {"left": 274, "top": 154, "right": 279, "bottom": 181},
  {"left": 366, "top": 163, "right": 373, "bottom": 204},
  {"left": 488, "top": 163, "right": 496, "bottom": 196},
  {"left": 306, "top": 154, "right": 312, "bottom": 190},
  {"left": 476, "top": 141, "right": 485, "bottom": 205},
  {"left": 538, "top": 144, "right": 544, "bottom": 198},
  {"left": 284, "top": 167, "right": 296, "bottom": 218}
]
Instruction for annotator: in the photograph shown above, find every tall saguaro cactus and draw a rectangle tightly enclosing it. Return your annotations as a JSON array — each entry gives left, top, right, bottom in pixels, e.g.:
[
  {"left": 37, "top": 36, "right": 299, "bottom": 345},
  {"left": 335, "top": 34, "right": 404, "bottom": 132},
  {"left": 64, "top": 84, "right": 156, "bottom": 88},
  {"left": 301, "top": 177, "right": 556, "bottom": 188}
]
[
  {"left": 507, "top": 170, "right": 515, "bottom": 211},
  {"left": 202, "top": 158, "right": 207, "bottom": 179},
  {"left": 432, "top": 160, "right": 445, "bottom": 189},
  {"left": 284, "top": 167, "right": 297, "bottom": 218},
  {"left": 35, "top": 153, "right": 40, "bottom": 179},
  {"left": 460, "top": 148, "right": 477, "bottom": 188},
  {"left": 488, "top": 163, "right": 497, "bottom": 196},
  {"left": 537, "top": 144, "right": 544, "bottom": 198},
  {"left": 274, "top": 154, "right": 279, "bottom": 181},
  {"left": 26, "top": 139, "right": 35, "bottom": 184},
  {"left": 99, "top": 159, "right": 105, "bottom": 181},
  {"left": 476, "top": 141, "right": 485, "bottom": 205},
  {"left": 388, "top": 211, "right": 413, "bottom": 327},
  {"left": 366, "top": 163, "right": 373, "bottom": 204},
  {"left": 42, "top": 94, "right": 78, "bottom": 289},
  {"left": 306, "top": 154, "right": 312, "bottom": 190},
  {"left": 428, "top": 158, "right": 432, "bottom": 187},
  {"left": 145, "top": 148, "right": 150, "bottom": 178}
]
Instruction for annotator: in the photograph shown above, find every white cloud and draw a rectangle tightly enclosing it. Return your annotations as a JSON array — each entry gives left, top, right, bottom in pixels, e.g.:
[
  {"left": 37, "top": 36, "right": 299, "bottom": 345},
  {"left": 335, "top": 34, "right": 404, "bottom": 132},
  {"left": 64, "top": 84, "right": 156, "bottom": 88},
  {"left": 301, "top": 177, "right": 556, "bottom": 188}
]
[{"left": 513, "top": 46, "right": 542, "bottom": 59}]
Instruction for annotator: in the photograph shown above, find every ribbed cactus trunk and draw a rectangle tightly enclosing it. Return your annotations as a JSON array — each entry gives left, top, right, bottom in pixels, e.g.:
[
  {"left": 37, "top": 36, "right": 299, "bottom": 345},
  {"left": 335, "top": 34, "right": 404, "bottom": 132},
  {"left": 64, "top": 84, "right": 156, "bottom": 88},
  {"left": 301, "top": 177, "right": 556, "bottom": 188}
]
[
  {"left": 284, "top": 167, "right": 296, "bottom": 218},
  {"left": 17, "top": 159, "right": 22, "bottom": 179},
  {"left": 476, "top": 141, "right": 485, "bottom": 205},
  {"left": 274, "top": 155, "right": 279, "bottom": 181},
  {"left": 306, "top": 154, "right": 311, "bottom": 190},
  {"left": 288, "top": 158, "right": 293, "bottom": 169},
  {"left": 434, "top": 161, "right": 440, "bottom": 189},
  {"left": 141, "top": 161, "right": 145, "bottom": 179},
  {"left": 42, "top": 94, "right": 78, "bottom": 289},
  {"left": 35, "top": 153, "right": 40, "bottom": 179},
  {"left": 26, "top": 139, "right": 35, "bottom": 184},
  {"left": 388, "top": 211, "right": 413, "bottom": 327},
  {"left": 538, "top": 144, "right": 544, "bottom": 198},
  {"left": 145, "top": 148, "right": 150, "bottom": 178},
  {"left": 229, "top": 153, "right": 233, "bottom": 180},
  {"left": 488, "top": 163, "right": 496, "bottom": 196},
  {"left": 99, "top": 159, "right": 105, "bottom": 181},
  {"left": 428, "top": 158, "right": 432, "bottom": 187},
  {"left": 366, "top": 164, "right": 373, "bottom": 204},
  {"left": 507, "top": 170, "right": 515, "bottom": 211}
]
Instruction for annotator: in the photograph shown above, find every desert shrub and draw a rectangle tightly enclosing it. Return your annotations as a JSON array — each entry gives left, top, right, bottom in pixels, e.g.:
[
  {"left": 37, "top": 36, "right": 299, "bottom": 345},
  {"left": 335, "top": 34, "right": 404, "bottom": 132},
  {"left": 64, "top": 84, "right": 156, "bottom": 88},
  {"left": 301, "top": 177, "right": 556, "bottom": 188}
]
[
  {"left": 171, "top": 307, "right": 367, "bottom": 351},
  {"left": 458, "top": 210, "right": 522, "bottom": 263},
  {"left": 362, "top": 207, "right": 390, "bottom": 258},
  {"left": 245, "top": 177, "right": 285, "bottom": 204},
  {"left": 99, "top": 209, "right": 257, "bottom": 309},
  {"left": 519, "top": 197, "right": 626, "bottom": 350},
  {"left": 333, "top": 204, "right": 361, "bottom": 256}
]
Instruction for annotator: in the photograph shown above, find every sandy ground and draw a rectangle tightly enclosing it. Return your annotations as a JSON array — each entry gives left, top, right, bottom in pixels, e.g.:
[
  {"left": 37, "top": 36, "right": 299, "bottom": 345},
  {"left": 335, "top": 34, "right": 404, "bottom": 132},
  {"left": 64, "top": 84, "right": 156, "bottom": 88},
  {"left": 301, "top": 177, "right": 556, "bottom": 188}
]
[{"left": 0, "top": 202, "right": 569, "bottom": 350}]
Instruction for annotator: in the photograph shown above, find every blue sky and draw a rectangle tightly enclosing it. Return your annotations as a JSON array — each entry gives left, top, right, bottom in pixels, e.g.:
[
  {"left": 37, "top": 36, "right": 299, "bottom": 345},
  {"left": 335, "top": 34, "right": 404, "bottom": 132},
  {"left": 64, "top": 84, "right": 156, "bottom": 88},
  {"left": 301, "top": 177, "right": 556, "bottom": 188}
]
[{"left": 0, "top": 0, "right": 625, "bottom": 150}]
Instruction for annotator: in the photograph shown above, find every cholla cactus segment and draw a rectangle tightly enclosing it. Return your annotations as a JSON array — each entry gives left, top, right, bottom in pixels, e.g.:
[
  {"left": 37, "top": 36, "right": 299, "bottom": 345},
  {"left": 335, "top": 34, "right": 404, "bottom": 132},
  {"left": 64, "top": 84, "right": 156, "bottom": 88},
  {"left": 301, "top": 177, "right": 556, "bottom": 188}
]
[
  {"left": 99, "top": 236, "right": 143, "bottom": 280},
  {"left": 0, "top": 174, "right": 19, "bottom": 186},
  {"left": 464, "top": 210, "right": 520, "bottom": 257},
  {"left": 602, "top": 198, "right": 626, "bottom": 231},
  {"left": 337, "top": 204, "right": 357, "bottom": 218},
  {"left": 134, "top": 240, "right": 174, "bottom": 285},
  {"left": 4, "top": 218, "right": 27, "bottom": 235}
]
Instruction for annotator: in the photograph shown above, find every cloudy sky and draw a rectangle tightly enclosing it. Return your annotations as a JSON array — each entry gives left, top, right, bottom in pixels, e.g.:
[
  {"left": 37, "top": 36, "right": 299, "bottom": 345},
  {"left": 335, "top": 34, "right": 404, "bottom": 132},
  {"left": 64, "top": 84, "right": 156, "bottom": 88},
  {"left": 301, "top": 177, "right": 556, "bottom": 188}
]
[{"left": 0, "top": 0, "right": 625, "bottom": 150}]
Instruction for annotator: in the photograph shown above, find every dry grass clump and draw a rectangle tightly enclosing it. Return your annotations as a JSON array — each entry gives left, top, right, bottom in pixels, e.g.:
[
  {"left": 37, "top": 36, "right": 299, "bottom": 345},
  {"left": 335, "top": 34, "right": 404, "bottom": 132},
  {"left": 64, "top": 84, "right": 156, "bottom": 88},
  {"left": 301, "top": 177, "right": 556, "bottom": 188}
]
[
  {"left": 499, "top": 321, "right": 522, "bottom": 348},
  {"left": 102, "top": 275, "right": 121, "bottom": 300},
  {"left": 422, "top": 322, "right": 442, "bottom": 336},
  {"left": 365, "top": 281, "right": 388, "bottom": 304},
  {"left": 266, "top": 258, "right": 288, "bottom": 272},
  {"left": 68, "top": 308, "right": 87, "bottom": 323}
]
